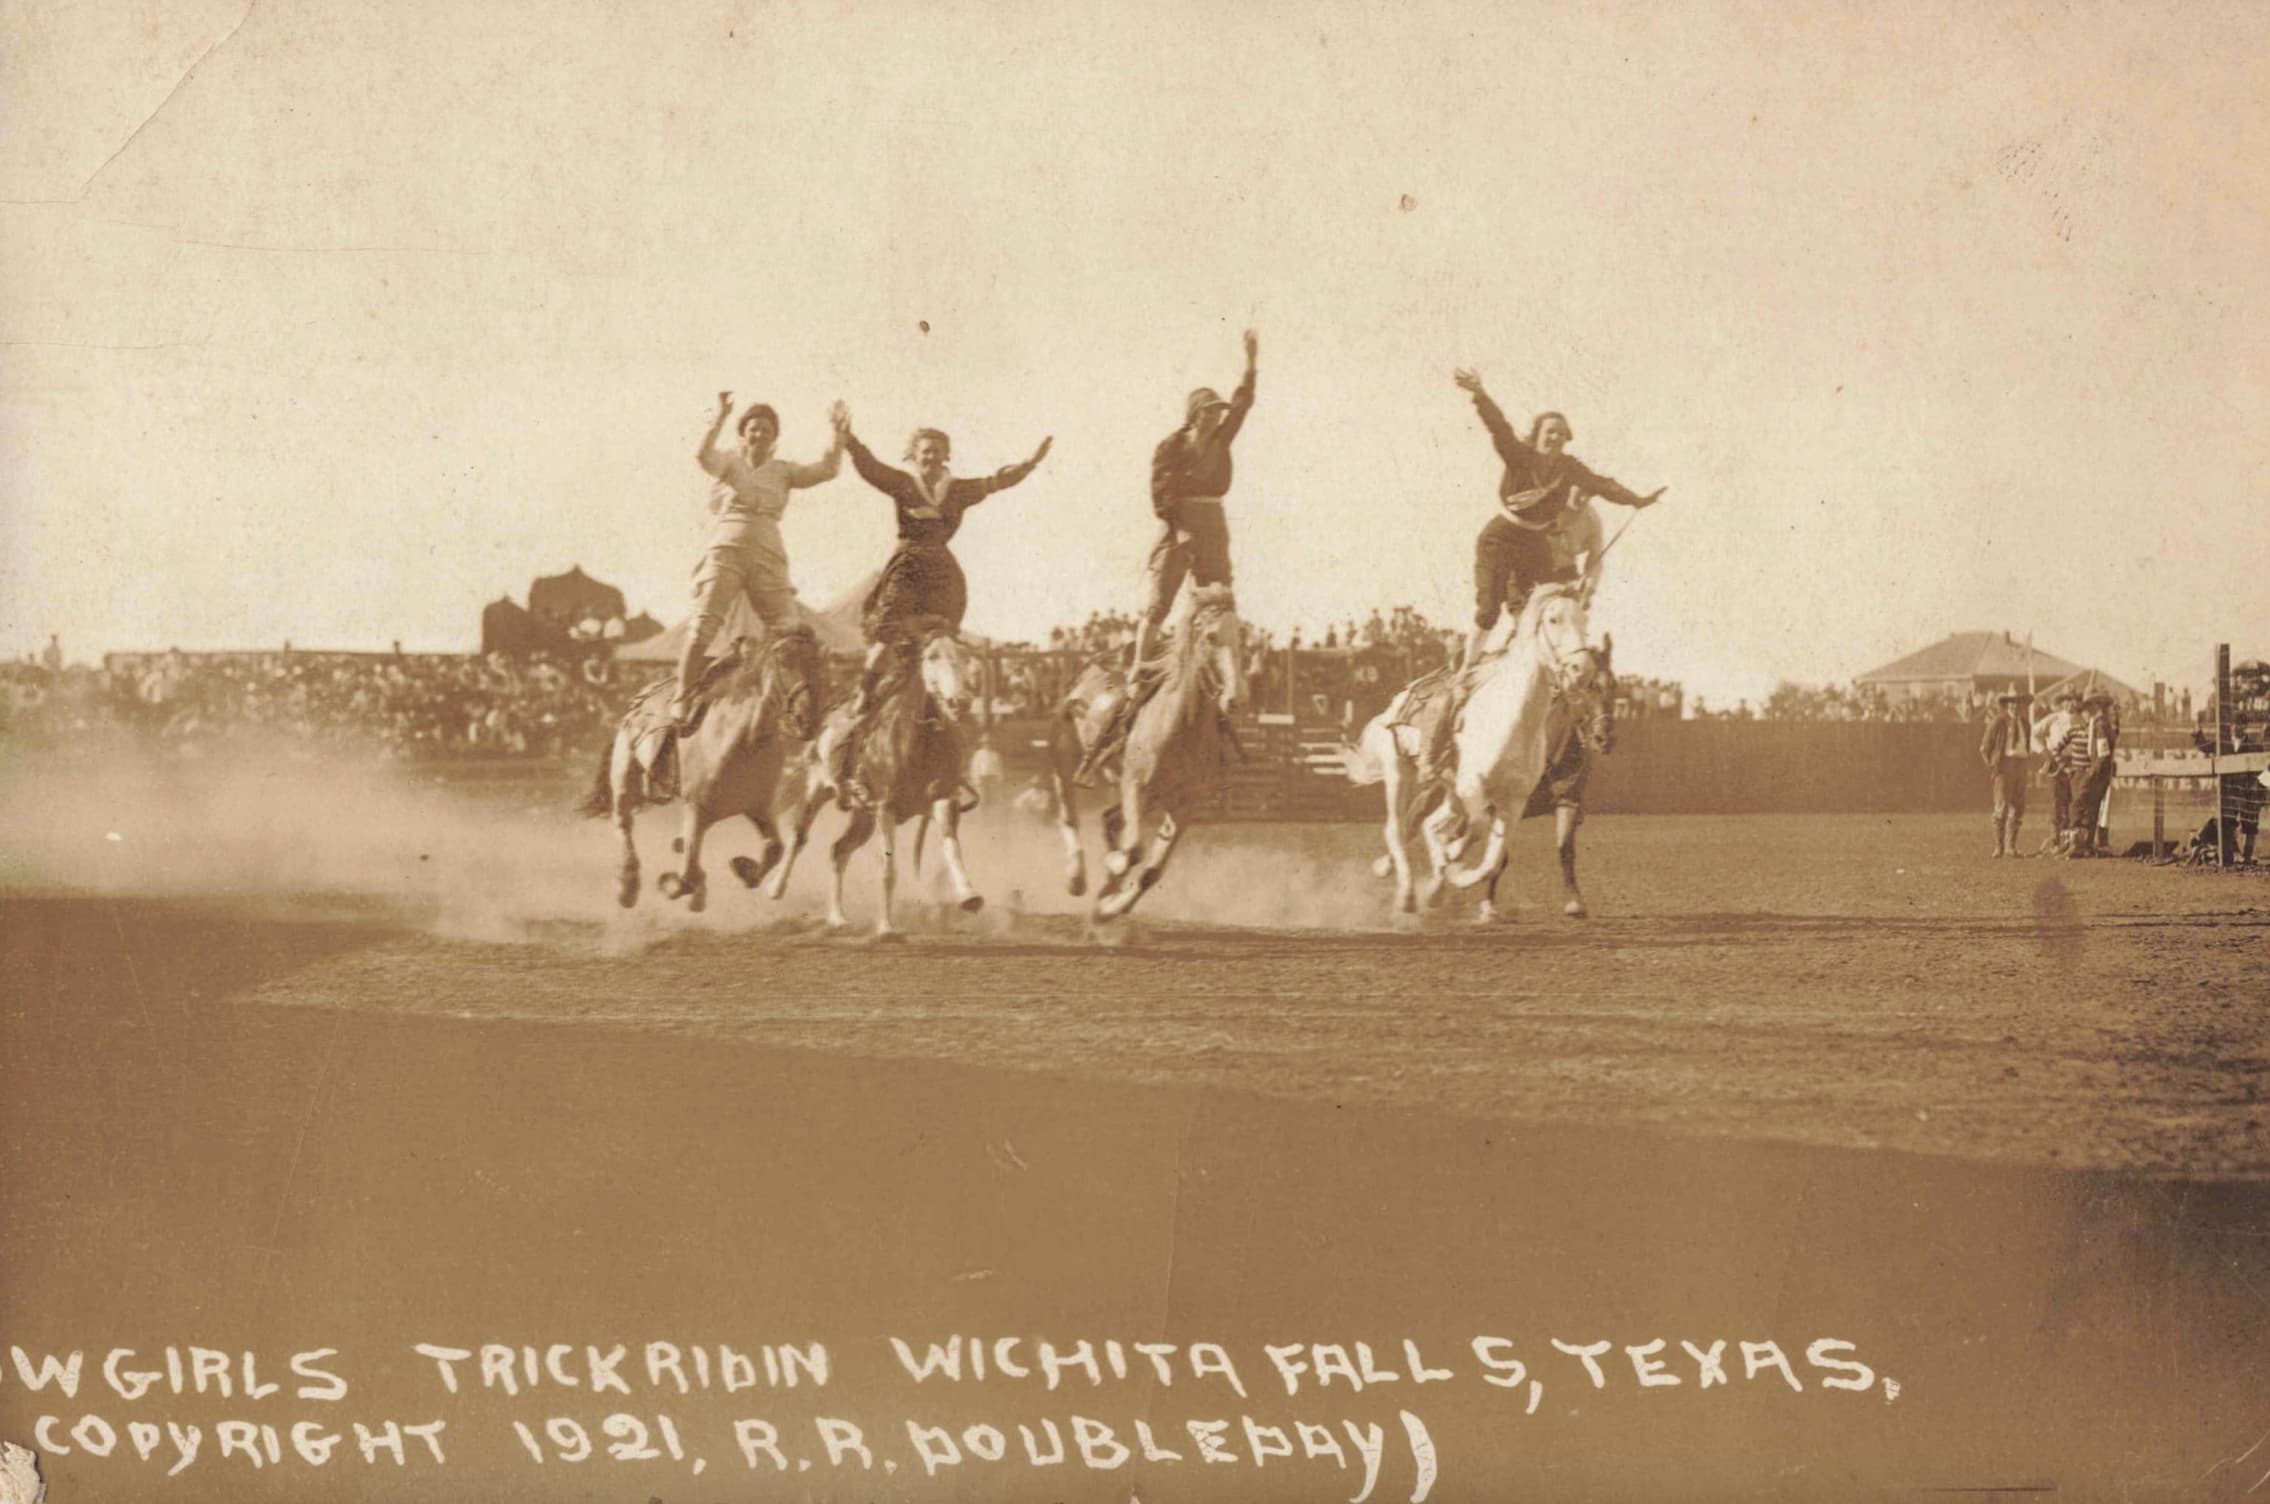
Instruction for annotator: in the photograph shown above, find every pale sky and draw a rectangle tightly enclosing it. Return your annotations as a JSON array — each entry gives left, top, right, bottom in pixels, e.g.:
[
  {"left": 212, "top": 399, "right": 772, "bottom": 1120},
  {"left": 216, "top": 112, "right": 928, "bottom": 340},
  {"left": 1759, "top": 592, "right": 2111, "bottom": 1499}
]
[{"left": 3, "top": 0, "right": 2265, "bottom": 705}]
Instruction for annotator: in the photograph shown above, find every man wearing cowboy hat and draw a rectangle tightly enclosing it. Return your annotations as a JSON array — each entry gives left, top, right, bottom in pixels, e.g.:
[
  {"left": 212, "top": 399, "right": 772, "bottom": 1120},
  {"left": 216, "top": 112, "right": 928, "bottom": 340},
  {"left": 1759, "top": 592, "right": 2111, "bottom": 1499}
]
[
  {"left": 1452, "top": 369, "right": 1663, "bottom": 674},
  {"left": 1075, "top": 329, "right": 1258, "bottom": 786},
  {"left": 1979, "top": 689, "right": 2035, "bottom": 857},
  {"left": 2031, "top": 687, "right": 2085, "bottom": 853}
]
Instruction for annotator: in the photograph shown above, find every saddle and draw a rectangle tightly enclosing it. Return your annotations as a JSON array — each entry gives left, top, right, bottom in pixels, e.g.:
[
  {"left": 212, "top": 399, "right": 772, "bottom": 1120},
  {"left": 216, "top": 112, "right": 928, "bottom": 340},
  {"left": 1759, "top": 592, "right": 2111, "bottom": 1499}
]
[{"left": 1391, "top": 661, "right": 1485, "bottom": 778}]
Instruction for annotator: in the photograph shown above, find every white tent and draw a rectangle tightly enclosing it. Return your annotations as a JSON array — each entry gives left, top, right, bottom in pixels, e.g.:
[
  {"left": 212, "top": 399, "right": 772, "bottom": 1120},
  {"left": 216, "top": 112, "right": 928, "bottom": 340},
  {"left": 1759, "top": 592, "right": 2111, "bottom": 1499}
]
[{"left": 614, "top": 572, "right": 878, "bottom": 664}]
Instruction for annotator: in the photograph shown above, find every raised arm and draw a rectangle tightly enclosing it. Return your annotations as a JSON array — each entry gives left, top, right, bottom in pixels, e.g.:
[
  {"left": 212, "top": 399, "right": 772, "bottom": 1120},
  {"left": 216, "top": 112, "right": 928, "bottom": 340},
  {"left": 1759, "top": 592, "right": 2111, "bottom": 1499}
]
[
  {"left": 696, "top": 390, "right": 733, "bottom": 476},
  {"left": 976, "top": 435, "right": 1054, "bottom": 499},
  {"left": 1218, "top": 330, "right": 1259, "bottom": 444},
  {"left": 1453, "top": 369, "right": 1523, "bottom": 465},
  {"left": 785, "top": 402, "right": 848, "bottom": 489},
  {"left": 840, "top": 428, "right": 917, "bottom": 505}
]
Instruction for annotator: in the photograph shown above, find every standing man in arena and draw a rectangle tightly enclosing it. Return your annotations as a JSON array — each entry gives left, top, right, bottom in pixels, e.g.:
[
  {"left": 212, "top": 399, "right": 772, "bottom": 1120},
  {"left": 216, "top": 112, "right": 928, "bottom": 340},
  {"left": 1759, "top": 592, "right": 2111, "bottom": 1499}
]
[
  {"left": 2032, "top": 687, "right": 2082, "bottom": 853},
  {"left": 2066, "top": 690, "right": 2119, "bottom": 857},
  {"left": 1075, "top": 329, "right": 1259, "bottom": 786},
  {"left": 1978, "top": 690, "right": 2033, "bottom": 857},
  {"left": 675, "top": 391, "right": 846, "bottom": 732}
]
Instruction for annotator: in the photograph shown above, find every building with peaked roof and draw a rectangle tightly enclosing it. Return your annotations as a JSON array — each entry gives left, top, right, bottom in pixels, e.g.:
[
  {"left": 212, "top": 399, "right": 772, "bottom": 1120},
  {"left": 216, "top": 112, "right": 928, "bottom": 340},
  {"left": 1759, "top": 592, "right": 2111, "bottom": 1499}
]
[{"left": 1854, "top": 631, "right": 2096, "bottom": 701}]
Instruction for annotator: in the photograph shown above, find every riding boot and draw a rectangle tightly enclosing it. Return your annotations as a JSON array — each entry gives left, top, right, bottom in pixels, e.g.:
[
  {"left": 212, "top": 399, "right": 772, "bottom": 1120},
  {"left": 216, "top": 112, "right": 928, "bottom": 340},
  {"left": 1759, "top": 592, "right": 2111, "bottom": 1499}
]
[
  {"left": 835, "top": 663, "right": 883, "bottom": 808},
  {"left": 2007, "top": 817, "right": 2021, "bottom": 858},
  {"left": 1991, "top": 814, "right": 2006, "bottom": 858}
]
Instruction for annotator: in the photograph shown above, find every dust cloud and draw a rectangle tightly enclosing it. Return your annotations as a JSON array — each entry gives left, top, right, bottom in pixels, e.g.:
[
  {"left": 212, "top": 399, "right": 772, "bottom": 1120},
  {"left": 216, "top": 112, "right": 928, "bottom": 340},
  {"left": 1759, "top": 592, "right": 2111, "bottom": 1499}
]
[{"left": 0, "top": 745, "right": 1418, "bottom": 945}]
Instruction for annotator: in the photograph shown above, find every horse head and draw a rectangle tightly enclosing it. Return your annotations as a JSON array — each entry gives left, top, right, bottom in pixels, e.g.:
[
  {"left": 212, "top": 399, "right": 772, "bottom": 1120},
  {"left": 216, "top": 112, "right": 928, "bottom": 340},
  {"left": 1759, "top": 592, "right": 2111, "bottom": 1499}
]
[
  {"left": 1523, "top": 585, "right": 1614, "bottom": 751},
  {"left": 911, "top": 618, "right": 977, "bottom": 725},
  {"left": 1183, "top": 584, "right": 1247, "bottom": 719},
  {"left": 765, "top": 625, "right": 827, "bottom": 741}
]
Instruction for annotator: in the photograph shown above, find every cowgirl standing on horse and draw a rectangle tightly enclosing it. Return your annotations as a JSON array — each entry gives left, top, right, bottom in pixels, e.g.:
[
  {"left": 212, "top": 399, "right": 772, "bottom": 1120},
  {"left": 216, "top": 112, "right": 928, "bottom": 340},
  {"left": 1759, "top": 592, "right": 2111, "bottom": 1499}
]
[
  {"left": 1407, "top": 370, "right": 1665, "bottom": 779},
  {"left": 831, "top": 412, "right": 1053, "bottom": 802},
  {"left": 1075, "top": 328, "right": 1259, "bottom": 785}
]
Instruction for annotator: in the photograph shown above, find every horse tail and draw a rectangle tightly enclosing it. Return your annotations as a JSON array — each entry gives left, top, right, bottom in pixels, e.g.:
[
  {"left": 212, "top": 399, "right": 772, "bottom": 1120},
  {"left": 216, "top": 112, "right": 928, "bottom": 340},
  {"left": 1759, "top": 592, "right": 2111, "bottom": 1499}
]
[
  {"left": 576, "top": 732, "right": 619, "bottom": 818},
  {"left": 1338, "top": 711, "right": 1391, "bottom": 786}
]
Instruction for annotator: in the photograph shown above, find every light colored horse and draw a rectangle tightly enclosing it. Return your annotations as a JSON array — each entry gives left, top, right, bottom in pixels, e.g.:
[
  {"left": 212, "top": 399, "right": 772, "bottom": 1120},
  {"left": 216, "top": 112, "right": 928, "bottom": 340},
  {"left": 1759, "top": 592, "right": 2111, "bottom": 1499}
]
[
  {"left": 766, "top": 619, "right": 980, "bottom": 938},
  {"left": 1347, "top": 584, "right": 1612, "bottom": 921},
  {"left": 1048, "top": 584, "right": 1247, "bottom": 919},
  {"left": 581, "top": 626, "right": 826, "bottom": 912}
]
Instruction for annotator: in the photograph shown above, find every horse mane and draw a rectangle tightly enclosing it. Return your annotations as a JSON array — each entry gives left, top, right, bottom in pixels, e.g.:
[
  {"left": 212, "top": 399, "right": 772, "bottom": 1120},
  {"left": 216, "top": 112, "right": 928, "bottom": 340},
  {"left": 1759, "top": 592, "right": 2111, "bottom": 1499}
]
[
  {"left": 699, "top": 624, "right": 820, "bottom": 707},
  {"left": 1513, "top": 582, "right": 1580, "bottom": 646}
]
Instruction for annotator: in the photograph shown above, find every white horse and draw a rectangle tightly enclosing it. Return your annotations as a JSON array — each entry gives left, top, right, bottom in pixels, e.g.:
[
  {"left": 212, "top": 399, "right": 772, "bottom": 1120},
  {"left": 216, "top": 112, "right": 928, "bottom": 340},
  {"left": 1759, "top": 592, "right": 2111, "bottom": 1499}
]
[
  {"left": 766, "top": 620, "right": 981, "bottom": 938},
  {"left": 1349, "top": 584, "right": 1611, "bottom": 921}
]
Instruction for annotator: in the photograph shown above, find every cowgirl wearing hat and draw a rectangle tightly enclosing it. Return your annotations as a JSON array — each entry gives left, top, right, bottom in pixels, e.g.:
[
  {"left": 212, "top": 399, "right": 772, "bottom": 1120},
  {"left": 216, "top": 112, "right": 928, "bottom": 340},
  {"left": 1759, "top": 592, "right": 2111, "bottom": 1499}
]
[
  {"left": 1075, "top": 329, "right": 1258, "bottom": 786},
  {"left": 1454, "top": 368, "right": 1663, "bottom": 673}
]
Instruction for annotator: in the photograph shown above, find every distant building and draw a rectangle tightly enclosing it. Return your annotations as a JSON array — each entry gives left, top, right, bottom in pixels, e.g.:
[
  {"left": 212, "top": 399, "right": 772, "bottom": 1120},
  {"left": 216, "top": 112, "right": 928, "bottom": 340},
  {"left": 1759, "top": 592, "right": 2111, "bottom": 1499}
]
[{"left": 1854, "top": 631, "right": 2135, "bottom": 704}]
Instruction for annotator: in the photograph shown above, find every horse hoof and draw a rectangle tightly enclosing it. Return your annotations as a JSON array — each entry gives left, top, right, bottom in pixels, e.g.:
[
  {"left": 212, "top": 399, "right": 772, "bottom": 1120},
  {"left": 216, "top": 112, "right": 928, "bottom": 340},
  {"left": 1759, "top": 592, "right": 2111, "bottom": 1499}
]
[
  {"left": 672, "top": 837, "right": 685, "bottom": 854},
  {"left": 657, "top": 872, "right": 686, "bottom": 900},
  {"left": 1396, "top": 893, "right": 1418, "bottom": 916},
  {"left": 874, "top": 929, "right": 905, "bottom": 945},
  {"left": 688, "top": 885, "right": 707, "bottom": 915},
  {"left": 959, "top": 894, "right": 985, "bottom": 914},
  {"left": 1563, "top": 899, "right": 1588, "bottom": 919},
  {"left": 730, "top": 856, "right": 764, "bottom": 888},
  {"left": 1370, "top": 854, "right": 1393, "bottom": 879},
  {"left": 1068, "top": 872, "right": 1088, "bottom": 898},
  {"left": 616, "top": 881, "right": 639, "bottom": 910},
  {"left": 1474, "top": 902, "right": 1506, "bottom": 926}
]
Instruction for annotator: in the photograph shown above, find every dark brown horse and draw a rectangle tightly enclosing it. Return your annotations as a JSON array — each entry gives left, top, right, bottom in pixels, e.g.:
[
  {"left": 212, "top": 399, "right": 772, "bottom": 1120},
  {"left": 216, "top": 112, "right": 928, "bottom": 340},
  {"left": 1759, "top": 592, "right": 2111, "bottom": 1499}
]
[
  {"left": 767, "top": 619, "right": 980, "bottom": 937},
  {"left": 580, "top": 626, "right": 826, "bottom": 911}
]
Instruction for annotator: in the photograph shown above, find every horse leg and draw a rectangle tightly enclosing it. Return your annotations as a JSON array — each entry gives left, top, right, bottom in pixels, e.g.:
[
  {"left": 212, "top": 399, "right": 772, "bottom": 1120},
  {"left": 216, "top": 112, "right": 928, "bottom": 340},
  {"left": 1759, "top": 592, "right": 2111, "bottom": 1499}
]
[
  {"left": 611, "top": 737, "right": 643, "bottom": 909},
  {"left": 1103, "top": 809, "right": 1182, "bottom": 919},
  {"left": 1556, "top": 804, "right": 1587, "bottom": 918},
  {"left": 1461, "top": 816, "right": 1512, "bottom": 923},
  {"left": 936, "top": 796, "right": 983, "bottom": 913},
  {"left": 1100, "top": 798, "right": 1132, "bottom": 879},
  {"left": 734, "top": 808, "right": 785, "bottom": 891},
  {"left": 1379, "top": 755, "right": 1423, "bottom": 916},
  {"left": 1050, "top": 747, "right": 1088, "bottom": 897},
  {"left": 826, "top": 807, "right": 874, "bottom": 930},
  {"left": 767, "top": 764, "right": 824, "bottom": 900},
  {"left": 660, "top": 804, "right": 711, "bottom": 913},
  {"left": 874, "top": 814, "right": 903, "bottom": 941},
  {"left": 1095, "top": 785, "right": 1146, "bottom": 911},
  {"left": 1418, "top": 797, "right": 1462, "bottom": 909}
]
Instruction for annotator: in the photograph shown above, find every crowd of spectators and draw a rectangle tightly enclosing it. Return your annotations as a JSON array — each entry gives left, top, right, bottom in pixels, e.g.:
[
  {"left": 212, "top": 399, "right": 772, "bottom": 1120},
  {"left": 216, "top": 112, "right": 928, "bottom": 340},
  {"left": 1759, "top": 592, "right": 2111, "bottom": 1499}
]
[
  {"left": 1, "top": 647, "right": 625, "bottom": 760},
  {"left": 30, "top": 618, "right": 2192, "bottom": 763}
]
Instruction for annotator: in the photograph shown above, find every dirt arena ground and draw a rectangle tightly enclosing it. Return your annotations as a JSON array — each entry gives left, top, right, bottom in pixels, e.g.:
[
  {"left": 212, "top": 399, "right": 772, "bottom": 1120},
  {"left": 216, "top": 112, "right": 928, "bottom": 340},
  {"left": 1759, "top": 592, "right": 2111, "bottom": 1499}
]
[{"left": 4, "top": 754, "right": 2268, "bottom": 1501}]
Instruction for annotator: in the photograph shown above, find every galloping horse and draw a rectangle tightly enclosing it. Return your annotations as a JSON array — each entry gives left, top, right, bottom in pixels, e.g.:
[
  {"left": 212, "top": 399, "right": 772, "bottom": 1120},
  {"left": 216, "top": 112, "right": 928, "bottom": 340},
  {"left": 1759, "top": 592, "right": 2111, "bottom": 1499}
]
[
  {"left": 581, "top": 625, "right": 826, "bottom": 911},
  {"left": 1048, "top": 584, "right": 1247, "bottom": 919},
  {"left": 1348, "top": 584, "right": 1612, "bottom": 920},
  {"left": 766, "top": 619, "right": 980, "bottom": 937}
]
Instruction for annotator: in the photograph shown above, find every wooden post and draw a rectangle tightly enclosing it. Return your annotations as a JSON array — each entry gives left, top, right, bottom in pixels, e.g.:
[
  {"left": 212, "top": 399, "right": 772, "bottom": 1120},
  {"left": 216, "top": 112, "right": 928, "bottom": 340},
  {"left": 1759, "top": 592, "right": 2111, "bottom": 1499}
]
[
  {"left": 2216, "top": 643, "right": 2232, "bottom": 868},
  {"left": 2152, "top": 774, "right": 2165, "bottom": 861}
]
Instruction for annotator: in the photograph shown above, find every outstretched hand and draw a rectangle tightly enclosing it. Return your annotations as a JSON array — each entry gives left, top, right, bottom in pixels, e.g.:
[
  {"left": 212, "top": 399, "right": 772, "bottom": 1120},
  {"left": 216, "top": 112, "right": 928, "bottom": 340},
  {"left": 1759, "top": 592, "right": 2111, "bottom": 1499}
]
[
  {"left": 1640, "top": 487, "right": 1667, "bottom": 507},
  {"left": 1243, "top": 329, "right": 1259, "bottom": 364},
  {"left": 1030, "top": 436, "right": 1054, "bottom": 466},
  {"left": 717, "top": 390, "right": 734, "bottom": 414},
  {"left": 1452, "top": 368, "right": 1483, "bottom": 394},
  {"left": 828, "top": 400, "right": 850, "bottom": 433}
]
